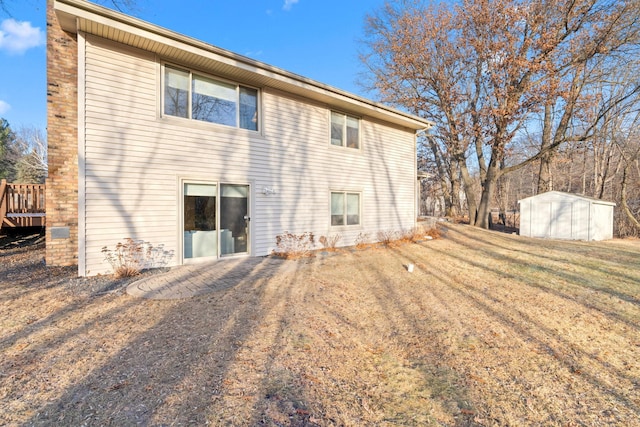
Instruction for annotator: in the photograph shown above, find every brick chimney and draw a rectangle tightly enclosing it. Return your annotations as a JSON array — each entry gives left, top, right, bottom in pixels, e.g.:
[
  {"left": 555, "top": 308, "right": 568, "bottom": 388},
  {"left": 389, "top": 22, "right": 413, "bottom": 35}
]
[{"left": 46, "top": 0, "right": 78, "bottom": 267}]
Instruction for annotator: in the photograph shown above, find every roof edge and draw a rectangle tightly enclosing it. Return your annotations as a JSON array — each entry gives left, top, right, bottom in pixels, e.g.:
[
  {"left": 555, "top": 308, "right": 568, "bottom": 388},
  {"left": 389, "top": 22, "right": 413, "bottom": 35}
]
[
  {"left": 518, "top": 191, "right": 616, "bottom": 206},
  {"left": 53, "top": 0, "right": 433, "bottom": 131}
]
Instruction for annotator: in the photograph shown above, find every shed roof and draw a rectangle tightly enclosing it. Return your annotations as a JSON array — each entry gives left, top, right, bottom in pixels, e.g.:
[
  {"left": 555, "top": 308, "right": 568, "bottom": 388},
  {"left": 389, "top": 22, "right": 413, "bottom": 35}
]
[
  {"left": 54, "top": 0, "right": 434, "bottom": 132},
  {"left": 518, "top": 191, "right": 616, "bottom": 206}
]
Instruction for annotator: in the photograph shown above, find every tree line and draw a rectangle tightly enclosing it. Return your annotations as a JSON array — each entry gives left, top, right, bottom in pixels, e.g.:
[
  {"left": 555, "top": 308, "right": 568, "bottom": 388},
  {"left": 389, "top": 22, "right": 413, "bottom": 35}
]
[
  {"left": 0, "top": 118, "right": 47, "bottom": 184},
  {"left": 361, "top": 0, "right": 640, "bottom": 236}
]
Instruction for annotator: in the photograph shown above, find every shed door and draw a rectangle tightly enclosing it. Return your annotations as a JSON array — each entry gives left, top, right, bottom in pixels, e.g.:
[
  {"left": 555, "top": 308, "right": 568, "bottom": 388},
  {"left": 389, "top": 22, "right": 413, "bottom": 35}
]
[
  {"left": 531, "top": 202, "right": 551, "bottom": 238},
  {"left": 572, "top": 201, "right": 590, "bottom": 240},
  {"left": 551, "top": 202, "right": 572, "bottom": 239},
  {"left": 592, "top": 204, "right": 613, "bottom": 241}
]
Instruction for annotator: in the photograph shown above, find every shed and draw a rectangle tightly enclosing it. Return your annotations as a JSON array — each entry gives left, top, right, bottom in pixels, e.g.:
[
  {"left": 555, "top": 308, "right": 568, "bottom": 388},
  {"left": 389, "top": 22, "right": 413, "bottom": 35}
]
[{"left": 518, "top": 191, "right": 615, "bottom": 241}]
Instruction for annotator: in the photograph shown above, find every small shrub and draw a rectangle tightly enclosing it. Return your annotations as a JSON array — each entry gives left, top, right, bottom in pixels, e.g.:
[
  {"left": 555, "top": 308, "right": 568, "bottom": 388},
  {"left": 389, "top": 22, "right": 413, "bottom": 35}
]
[
  {"left": 102, "top": 238, "right": 150, "bottom": 278},
  {"left": 354, "top": 232, "right": 371, "bottom": 249},
  {"left": 425, "top": 226, "right": 441, "bottom": 239},
  {"left": 319, "top": 234, "right": 341, "bottom": 250},
  {"left": 274, "top": 231, "right": 315, "bottom": 259},
  {"left": 377, "top": 230, "right": 399, "bottom": 246},
  {"left": 401, "top": 226, "right": 424, "bottom": 243}
]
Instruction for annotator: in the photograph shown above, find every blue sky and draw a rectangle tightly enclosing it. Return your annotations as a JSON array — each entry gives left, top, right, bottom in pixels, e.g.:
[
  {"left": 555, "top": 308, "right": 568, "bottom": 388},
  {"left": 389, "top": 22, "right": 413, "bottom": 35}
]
[{"left": 0, "top": 0, "right": 386, "bottom": 131}]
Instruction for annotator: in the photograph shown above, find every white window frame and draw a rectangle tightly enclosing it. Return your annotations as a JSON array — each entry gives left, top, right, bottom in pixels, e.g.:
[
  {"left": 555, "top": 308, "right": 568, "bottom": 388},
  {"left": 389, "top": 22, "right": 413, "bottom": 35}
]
[
  {"left": 330, "top": 111, "right": 361, "bottom": 149},
  {"left": 330, "top": 190, "right": 362, "bottom": 228},
  {"left": 162, "top": 63, "right": 260, "bottom": 132},
  {"left": 178, "top": 177, "right": 253, "bottom": 265}
]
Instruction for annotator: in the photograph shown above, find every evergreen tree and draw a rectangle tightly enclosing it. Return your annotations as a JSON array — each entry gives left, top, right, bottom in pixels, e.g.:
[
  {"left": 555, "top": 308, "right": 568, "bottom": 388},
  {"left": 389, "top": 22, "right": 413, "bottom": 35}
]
[{"left": 0, "top": 118, "right": 18, "bottom": 181}]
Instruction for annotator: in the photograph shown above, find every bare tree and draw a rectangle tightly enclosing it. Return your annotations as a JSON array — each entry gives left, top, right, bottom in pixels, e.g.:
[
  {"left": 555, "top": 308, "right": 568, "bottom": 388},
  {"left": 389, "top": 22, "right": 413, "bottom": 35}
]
[
  {"left": 362, "top": 1, "right": 482, "bottom": 222},
  {"left": 481, "top": 62, "right": 640, "bottom": 236},
  {"left": 14, "top": 126, "right": 47, "bottom": 183},
  {"left": 617, "top": 137, "right": 640, "bottom": 234},
  {"left": 362, "top": 0, "right": 640, "bottom": 228},
  {"left": 592, "top": 72, "right": 640, "bottom": 234}
]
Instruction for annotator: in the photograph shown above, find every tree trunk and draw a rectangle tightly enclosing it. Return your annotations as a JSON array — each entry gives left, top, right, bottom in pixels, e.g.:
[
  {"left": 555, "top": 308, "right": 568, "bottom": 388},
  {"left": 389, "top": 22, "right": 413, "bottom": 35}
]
[
  {"left": 537, "top": 103, "right": 554, "bottom": 193},
  {"left": 441, "top": 181, "right": 454, "bottom": 217},
  {"left": 459, "top": 157, "right": 478, "bottom": 225},
  {"left": 581, "top": 148, "right": 588, "bottom": 194},
  {"left": 538, "top": 154, "right": 553, "bottom": 193},
  {"left": 620, "top": 162, "right": 640, "bottom": 232},
  {"left": 476, "top": 156, "right": 501, "bottom": 229},
  {"left": 476, "top": 180, "right": 495, "bottom": 229},
  {"left": 597, "top": 140, "right": 614, "bottom": 199},
  {"left": 566, "top": 149, "right": 573, "bottom": 193},
  {"left": 425, "top": 136, "right": 455, "bottom": 216},
  {"left": 450, "top": 163, "right": 461, "bottom": 217},
  {"left": 496, "top": 159, "right": 508, "bottom": 225}
]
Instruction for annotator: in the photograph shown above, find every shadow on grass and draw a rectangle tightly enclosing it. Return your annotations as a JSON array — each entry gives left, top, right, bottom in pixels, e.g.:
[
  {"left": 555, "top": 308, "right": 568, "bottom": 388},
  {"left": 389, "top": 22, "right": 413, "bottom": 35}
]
[
  {"left": 449, "top": 225, "right": 640, "bottom": 294},
  {"left": 377, "top": 228, "right": 639, "bottom": 420},
  {"left": 4, "top": 226, "right": 638, "bottom": 425},
  {"left": 440, "top": 225, "right": 640, "bottom": 316},
  {"left": 18, "top": 257, "right": 313, "bottom": 426}
]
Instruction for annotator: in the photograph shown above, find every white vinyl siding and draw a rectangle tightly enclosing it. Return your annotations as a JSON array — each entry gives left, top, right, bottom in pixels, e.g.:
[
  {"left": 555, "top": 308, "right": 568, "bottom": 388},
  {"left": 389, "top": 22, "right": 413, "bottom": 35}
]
[{"left": 81, "top": 35, "right": 417, "bottom": 275}]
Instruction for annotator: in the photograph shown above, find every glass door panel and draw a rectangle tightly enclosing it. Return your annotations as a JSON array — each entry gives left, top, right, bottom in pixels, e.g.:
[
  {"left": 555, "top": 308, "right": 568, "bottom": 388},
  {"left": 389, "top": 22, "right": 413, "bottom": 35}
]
[
  {"left": 184, "top": 183, "right": 217, "bottom": 260},
  {"left": 219, "top": 184, "right": 249, "bottom": 255}
]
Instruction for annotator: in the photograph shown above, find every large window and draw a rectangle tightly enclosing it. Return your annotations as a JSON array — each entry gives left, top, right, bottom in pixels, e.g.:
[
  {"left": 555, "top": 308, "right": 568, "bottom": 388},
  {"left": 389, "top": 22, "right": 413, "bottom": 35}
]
[
  {"left": 331, "top": 191, "right": 360, "bottom": 226},
  {"left": 164, "top": 65, "right": 259, "bottom": 131},
  {"left": 331, "top": 111, "right": 359, "bottom": 149}
]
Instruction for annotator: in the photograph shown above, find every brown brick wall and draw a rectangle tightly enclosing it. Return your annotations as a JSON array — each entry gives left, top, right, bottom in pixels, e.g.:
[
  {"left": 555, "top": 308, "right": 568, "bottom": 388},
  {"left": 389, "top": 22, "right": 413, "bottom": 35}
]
[{"left": 46, "top": 0, "right": 79, "bottom": 267}]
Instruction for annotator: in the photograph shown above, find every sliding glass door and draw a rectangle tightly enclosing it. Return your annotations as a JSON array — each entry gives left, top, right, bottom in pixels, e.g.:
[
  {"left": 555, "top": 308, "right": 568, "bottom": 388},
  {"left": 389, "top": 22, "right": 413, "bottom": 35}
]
[
  {"left": 182, "top": 181, "right": 249, "bottom": 262},
  {"left": 183, "top": 183, "right": 217, "bottom": 260},
  {"left": 220, "top": 184, "right": 249, "bottom": 255}
]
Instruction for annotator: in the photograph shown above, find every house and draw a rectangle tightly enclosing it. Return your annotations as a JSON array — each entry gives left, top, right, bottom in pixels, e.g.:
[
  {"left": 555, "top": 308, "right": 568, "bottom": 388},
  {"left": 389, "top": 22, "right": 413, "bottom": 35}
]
[
  {"left": 46, "top": 0, "right": 433, "bottom": 276},
  {"left": 518, "top": 191, "right": 615, "bottom": 241}
]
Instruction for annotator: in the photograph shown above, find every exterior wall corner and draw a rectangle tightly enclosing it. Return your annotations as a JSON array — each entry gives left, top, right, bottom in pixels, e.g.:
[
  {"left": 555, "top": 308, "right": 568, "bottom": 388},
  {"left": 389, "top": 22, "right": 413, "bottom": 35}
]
[{"left": 46, "top": 0, "right": 79, "bottom": 268}]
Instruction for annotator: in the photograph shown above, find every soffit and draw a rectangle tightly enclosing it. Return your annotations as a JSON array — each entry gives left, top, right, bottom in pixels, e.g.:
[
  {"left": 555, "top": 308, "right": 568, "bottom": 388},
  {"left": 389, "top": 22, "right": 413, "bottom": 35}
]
[{"left": 54, "top": 0, "right": 432, "bottom": 131}]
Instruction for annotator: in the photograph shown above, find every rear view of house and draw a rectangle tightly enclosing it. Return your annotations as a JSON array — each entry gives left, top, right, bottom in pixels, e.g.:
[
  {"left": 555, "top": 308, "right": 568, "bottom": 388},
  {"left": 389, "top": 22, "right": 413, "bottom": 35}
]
[{"left": 47, "top": 0, "right": 432, "bottom": 276}]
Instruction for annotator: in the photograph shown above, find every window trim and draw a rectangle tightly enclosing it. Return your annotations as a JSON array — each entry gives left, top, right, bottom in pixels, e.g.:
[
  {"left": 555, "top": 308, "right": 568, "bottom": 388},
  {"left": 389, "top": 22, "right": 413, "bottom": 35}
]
[
  {"left": 162, "top": 62, "right": 261, "bottom": 132},
  {"left": 330, "top": 110, "right": 361, "bottom": 150},
  {"left": 330, "top": 190, "right": 362, "bottom": 228},
  {"left": 329, "top": 110, "right": 362, "bottom": 151}
]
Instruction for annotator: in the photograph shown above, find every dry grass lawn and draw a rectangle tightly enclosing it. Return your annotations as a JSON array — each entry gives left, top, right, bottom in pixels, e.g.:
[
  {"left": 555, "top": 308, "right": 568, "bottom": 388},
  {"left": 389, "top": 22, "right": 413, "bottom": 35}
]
[{"left": 1, "top": 224, "right": 639, "bottom": 426}]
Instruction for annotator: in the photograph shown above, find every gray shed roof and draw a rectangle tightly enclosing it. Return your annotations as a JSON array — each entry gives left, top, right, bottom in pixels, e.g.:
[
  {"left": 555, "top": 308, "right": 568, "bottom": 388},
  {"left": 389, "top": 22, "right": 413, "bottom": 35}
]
[{"left": 518, "top": 191, "right": 616, "bottom": 206}]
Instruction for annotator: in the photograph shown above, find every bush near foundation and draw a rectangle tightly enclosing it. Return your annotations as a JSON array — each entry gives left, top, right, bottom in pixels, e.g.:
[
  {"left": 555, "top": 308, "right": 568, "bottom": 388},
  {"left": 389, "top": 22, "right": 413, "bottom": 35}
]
[{"left": 273, "top": 232, "right": 316, "bottom": 259}]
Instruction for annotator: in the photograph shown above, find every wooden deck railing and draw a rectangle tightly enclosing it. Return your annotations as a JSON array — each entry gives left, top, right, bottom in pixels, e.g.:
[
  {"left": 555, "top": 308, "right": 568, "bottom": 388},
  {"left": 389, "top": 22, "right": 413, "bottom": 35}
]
[{"left": 1, "top": 179, "right": 46, "bottom": 229}]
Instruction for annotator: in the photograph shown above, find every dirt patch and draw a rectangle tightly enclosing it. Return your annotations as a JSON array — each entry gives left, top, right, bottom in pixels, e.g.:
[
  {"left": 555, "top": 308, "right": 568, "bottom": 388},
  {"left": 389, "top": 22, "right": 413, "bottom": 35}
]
[{"left": 1, "top": 225, "right": 639, "bottom": 426}]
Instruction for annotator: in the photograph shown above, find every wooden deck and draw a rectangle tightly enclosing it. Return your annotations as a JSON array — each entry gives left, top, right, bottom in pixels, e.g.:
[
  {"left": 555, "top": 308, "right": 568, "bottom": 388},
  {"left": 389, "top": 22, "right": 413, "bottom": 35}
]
[{"left": 0, "top": 180, "right": 46, "bottom": 230}]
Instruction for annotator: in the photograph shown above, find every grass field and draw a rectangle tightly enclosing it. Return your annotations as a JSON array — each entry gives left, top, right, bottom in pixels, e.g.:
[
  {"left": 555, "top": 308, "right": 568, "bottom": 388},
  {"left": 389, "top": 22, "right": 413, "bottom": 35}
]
[{"left": 1, "top": 224, "right": 639, "bottom": 426}]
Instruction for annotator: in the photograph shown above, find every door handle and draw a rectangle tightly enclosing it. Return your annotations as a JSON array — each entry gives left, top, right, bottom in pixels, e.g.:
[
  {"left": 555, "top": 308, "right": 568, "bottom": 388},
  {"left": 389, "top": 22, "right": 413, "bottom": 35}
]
[{"left": 244, "top": 215, "right": 250, "bottom": 221}]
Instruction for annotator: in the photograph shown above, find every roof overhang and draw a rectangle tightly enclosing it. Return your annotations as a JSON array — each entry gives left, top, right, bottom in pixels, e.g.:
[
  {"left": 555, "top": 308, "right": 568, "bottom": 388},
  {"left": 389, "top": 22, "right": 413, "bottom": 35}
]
[{"left": 54, "top": 0, "right": 433, "bottom": 132}]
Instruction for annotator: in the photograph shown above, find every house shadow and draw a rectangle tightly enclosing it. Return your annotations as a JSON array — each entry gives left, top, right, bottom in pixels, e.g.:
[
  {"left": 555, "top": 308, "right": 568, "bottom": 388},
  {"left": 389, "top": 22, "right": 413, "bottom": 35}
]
[{"left": 24, "top": 257, "right": 315, "bottom": 426}]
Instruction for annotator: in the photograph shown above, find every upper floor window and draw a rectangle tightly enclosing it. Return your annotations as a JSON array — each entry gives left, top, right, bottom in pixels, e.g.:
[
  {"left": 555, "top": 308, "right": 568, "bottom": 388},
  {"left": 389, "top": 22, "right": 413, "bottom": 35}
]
[
  {"left": 331, "top": 111, "right": 359, "bottom": 149},
  {"left": 164, "top": 65, "right": 259, "bottom": 131}
]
